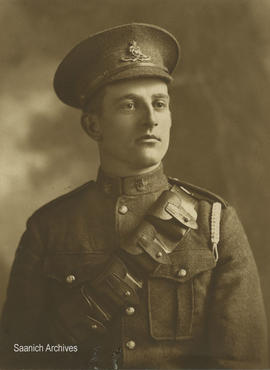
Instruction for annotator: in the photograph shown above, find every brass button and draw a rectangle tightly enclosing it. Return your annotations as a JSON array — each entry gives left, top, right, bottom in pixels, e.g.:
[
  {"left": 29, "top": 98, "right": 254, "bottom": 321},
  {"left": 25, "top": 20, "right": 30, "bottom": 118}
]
[
  {"left": 124, "top": 290, "right": 131, "bottom": 297},
  {"left": 91, "top": 324, "right": 98, "bottom": 329},
  {"left": 126, "top": 340, "right": 136, "bottom": 350},
  {"left": 177, "top": 268, "right": 187, "bottom": 277},
  {"left": 119, "top": 205, "right": 128, "bottom": 214},
  {"left": 66, "top": 274, "right": 76, "bottom": 284},
  {"left": 156, "top": 251, "right": 162, "bottom": 258},
  {"left": 136, "top": 178, "right": 147, "bottom": 191},
  {"left": 125, "top": 307, "right": 135, "bottom": 315}
]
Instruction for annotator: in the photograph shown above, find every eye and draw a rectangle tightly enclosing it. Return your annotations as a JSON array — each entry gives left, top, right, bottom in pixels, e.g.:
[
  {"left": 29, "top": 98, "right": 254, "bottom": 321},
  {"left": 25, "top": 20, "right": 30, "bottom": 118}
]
[
  {"left": 153, "top": 100, "right": 168, "bottom": 110},
  {"left": 120, "top": 100, "right": 136, "bottom": 111}
]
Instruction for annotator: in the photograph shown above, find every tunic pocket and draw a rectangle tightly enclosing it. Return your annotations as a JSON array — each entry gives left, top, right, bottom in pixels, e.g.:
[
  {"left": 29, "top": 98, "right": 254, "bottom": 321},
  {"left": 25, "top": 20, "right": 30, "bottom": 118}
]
[{"left": 148, "top": 248, "right": 216, "bottom": 340}]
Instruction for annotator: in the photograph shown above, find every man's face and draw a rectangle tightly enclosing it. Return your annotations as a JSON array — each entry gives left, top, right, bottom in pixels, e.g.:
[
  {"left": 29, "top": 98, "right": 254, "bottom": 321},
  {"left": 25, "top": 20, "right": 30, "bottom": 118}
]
[{"left": 94, "top": 78, "right": 172, "bottom": 174}]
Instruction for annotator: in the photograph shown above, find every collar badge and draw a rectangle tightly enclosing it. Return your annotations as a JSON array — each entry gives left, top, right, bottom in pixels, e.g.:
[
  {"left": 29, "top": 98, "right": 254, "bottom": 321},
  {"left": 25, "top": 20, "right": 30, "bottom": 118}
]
[{"left": 120, "top": 40, "right": 151, "bottom": 63}]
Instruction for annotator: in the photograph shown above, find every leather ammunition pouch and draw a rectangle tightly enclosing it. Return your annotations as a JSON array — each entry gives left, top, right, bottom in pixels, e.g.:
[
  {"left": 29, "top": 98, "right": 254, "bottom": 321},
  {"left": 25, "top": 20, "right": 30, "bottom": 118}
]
[
  {"left": 119, "top": 186, "right": 198, "bottom": 275},
  {"left": 85, "top": 256, "right": 142, "bottom": 319}
]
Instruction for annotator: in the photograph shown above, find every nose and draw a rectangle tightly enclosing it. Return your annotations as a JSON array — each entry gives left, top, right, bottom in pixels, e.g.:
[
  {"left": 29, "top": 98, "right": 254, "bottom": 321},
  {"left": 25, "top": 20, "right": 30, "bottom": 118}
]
[{"left": 142, "top": 103, "right": 158, "bottom": 129}]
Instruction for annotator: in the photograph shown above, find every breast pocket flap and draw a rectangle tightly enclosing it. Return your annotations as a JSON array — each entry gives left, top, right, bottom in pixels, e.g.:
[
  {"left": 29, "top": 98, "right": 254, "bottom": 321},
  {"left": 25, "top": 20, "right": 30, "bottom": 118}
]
[{"left": 152, "top": 249, "right": 216, "bottom": 282}]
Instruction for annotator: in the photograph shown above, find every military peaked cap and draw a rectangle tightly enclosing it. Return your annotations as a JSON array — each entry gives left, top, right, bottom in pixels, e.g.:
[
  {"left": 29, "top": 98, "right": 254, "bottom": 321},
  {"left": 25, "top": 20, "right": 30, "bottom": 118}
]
[{"left": 53, "top": 23, "right": 180, "bottom": 109}]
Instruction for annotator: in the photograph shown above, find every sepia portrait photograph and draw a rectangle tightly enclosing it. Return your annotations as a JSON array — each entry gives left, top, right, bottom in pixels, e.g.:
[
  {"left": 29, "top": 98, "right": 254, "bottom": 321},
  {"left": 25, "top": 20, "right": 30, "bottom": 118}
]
[{"left": 0, "top": 0, "right": 269, "bottom": 368}]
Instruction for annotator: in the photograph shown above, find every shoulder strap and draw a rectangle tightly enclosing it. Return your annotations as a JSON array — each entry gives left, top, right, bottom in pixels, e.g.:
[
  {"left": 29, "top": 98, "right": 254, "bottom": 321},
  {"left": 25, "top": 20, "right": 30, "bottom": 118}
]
[{"left": 168, "top": 177, "right": 228, "bottom": 207}]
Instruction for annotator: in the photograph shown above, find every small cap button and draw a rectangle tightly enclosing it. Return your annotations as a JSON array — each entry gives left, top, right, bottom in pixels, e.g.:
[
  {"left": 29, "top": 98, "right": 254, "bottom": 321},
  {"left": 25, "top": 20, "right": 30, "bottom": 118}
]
[
  {"left": 156, "top": 251, "right": 163, "bottom": 258},
  {"left": 126, "top": 340, "right": 136, "bottom": 350},
  {"left": 177, "top": 268, "right": 187, "bottom": 277},
  {"left": 183, "top": 217, "right": 189, "bottom": 223},
  {"left": 91, "top": 324, "right": 98, "bottom": 330},
  {"left": 119, "top": 205, "right": 128, "bottom": 214},
  {"left": 66, "top": 274, "right": 76, "bottom": 284},
  {"left": 125, "top": 307, "right": 135, "bottom": 316},
  {"left": 125, "top": 290, "right": 131, "bottom": 297}
]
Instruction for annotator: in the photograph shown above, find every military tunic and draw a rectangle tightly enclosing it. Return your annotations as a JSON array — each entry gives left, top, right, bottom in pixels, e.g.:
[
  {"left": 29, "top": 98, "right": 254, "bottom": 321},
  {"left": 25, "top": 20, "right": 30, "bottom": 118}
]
[{"left": 0, "top": 165, "right": 268, "bottom": 369}]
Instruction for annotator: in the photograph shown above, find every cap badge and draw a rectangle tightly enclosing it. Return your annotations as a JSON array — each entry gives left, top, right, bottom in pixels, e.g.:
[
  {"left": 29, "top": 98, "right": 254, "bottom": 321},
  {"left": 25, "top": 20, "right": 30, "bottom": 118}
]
[{"left": 120, "top": 40, "right": 151, "bottom": 63}]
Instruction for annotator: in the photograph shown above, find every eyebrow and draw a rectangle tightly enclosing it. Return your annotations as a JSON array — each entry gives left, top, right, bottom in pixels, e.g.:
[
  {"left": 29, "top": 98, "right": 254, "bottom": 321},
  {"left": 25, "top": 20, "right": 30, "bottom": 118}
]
[
  {"left": 114, "top": 93, "right": 169, "bottom": 103},
  {"left": 152, "top": 93, "right": 169, "bottom": 100}
]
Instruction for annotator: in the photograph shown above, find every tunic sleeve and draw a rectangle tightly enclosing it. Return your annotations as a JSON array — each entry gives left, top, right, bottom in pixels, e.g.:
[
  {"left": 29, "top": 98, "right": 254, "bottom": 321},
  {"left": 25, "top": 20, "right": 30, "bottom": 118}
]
[
  {"left": 0, "top": 216, "right": 49, "bottom": 368},
  {"left": 207, "top": 205, "right": 268, "bottom": 369}
]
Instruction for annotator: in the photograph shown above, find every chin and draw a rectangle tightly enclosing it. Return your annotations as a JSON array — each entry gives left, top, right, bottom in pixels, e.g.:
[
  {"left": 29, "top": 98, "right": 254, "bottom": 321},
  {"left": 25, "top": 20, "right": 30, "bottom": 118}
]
[{"left": 131, "top": 154, "right": 163, "bottom": 169}]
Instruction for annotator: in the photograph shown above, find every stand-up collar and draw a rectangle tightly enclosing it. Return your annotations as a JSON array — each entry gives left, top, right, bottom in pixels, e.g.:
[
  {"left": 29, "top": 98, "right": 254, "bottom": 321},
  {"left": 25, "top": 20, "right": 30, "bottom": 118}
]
[{"left": 96, "top": 164, "right": 169, "bottom": 196}]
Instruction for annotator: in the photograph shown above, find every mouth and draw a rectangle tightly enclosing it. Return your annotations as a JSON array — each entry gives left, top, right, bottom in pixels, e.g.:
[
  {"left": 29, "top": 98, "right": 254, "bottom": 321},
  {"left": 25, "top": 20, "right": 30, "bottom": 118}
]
[{"left": 136, "top": 134, "right": 161, "bottom": 144}]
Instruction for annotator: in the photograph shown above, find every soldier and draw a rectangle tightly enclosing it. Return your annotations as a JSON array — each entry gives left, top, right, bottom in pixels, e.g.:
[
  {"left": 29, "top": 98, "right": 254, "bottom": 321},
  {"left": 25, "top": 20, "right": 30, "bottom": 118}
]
[{"left": 0, "top": 23, "right": 268, "bottom": 369}]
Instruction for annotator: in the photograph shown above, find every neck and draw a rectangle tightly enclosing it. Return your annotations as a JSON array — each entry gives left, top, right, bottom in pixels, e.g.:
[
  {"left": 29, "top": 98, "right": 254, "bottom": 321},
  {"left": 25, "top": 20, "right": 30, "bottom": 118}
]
[{"left": 100, "top": 161, "right": 161, "bottom": 177}]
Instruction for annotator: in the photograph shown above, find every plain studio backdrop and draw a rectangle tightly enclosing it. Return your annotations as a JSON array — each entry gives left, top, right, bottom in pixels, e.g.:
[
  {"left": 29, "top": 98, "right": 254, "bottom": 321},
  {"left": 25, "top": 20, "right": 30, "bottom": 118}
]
[{"left": 0, "top": 0, "right": 269, "bottom": 359}]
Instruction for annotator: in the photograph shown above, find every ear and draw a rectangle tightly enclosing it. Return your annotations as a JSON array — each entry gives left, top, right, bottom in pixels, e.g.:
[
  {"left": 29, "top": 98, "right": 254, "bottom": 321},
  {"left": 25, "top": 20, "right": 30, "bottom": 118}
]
[{"left": 81, "top": 113, "right": 102, "bottom": 141}]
